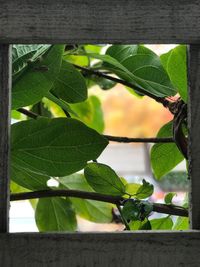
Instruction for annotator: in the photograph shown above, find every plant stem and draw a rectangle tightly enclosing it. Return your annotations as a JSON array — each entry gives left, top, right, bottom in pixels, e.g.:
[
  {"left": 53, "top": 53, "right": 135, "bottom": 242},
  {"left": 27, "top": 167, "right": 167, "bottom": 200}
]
[
  {"left": 73, "top": 63, "right": 171, "bottom": 109},
  {"left": 16, "top": 108, "right": 175, "bottom": 144},
  {"left": 104, "top": 135, "right": 174, "bottom": 143},
  {"left": 10, "top": 189, "right": 188, "bottom": 217},
  {"left": 17, "top": 108, "right": 38, "bottom": 119},
  {"left": 116, "top": 204, "right": 130, "bottom": 230},
  {"left": 45, "top": 92, "right": 75, "bottom": 116}
]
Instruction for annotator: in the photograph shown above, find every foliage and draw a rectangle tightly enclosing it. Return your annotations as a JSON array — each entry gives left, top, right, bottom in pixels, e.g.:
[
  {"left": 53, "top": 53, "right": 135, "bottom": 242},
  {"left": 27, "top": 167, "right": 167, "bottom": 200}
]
[
  {"left": 151, "top": 121, "right": 184, "bottom": 179},
  {"left": 10, "top": 44, "right": 188, "bottom": 232}
]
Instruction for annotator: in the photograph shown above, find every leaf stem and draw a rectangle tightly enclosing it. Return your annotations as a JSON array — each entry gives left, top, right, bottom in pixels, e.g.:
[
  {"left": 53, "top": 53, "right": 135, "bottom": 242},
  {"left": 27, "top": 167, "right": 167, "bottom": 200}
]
[
  {"left": 45, "top": 91, "right": 75, "bottom": 116},
  {"left": 116, "top": 204, "right": 130, "bottom": 230}
]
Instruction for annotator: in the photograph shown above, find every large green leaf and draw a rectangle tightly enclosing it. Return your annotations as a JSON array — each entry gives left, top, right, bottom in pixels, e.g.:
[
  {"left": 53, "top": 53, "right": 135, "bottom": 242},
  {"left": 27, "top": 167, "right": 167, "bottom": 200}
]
[
  {"left": 161, "top": 45, "right": 188, "bottom": 102},
  {"left": 84, "top": 163, "right": 125, "bottom": 196},
  {"left": 11, "top": 164, "right": 49, "bottom": 191},
  {"left": 59, "top": 174, "right": 113, "bottom": 223},
  {"left": 10, "top": 180, "right": 28, "bottom": 193},
  {"left": 106, "top": 45, "right": 139, "bottom": 63},
  {"left": 107, "top": 45, "right": 176, "bottom": 97},
  {"left": 11, "top": 118, "right": 108, "bottom": 177},
  {"left": 35, "top": 197, "right": 77, "bottom": 231},
  {"left": 151, "top": 121, "right": 184, "bottom": 179},
  {"left": 150, "top": 216, "right": 173, "bottom": 230},
  {"left": 12, "top": 45, "right": 64, "bottom": 109},
  {"left": 12, "top": 44, "right": 51, "bottom": 80},
  {"left": 52, "top": 60, "right": 87, "bottom": 103},
  {"left": 86, "top": 46, "right": 176, "bottom": 98},
  {"left": 70, "top": 95, "right": 105, "bottom": 133}
]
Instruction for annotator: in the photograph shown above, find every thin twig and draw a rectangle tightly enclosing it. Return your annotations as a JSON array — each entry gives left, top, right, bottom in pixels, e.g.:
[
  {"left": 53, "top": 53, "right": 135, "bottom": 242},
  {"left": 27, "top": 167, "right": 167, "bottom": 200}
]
[
  {"left": 173, "top": 101, "right": 188, "bottom": 159},
  {"left": 17, "top": 108, "right": 38, "bottom": 119},
  {"left": 152, "top": 203, "right": 188, "bottom": 217},
  {"left": 11, "top": 190, "right": 122, "bottom": 204},
  {"left": 10, "top": 189, "right": 188, "bottom": 217},
  {"left": 104, "top": 135, "right": 174, "bottom": 143},
  {"left": 16, "top": 109, "right": 174, "bottom": 144},
  {"left": 73, "top": 63, "right": 170, "bottom": 108},
  {"left": 116, "top": 204, "right": 130, "bottom": 230}
]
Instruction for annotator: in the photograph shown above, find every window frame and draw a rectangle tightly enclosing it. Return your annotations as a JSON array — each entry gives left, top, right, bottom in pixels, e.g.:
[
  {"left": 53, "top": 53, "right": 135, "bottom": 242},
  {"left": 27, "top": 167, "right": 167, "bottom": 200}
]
[{"left": 1, "top": 1, "right": 200, "bottom": 265}]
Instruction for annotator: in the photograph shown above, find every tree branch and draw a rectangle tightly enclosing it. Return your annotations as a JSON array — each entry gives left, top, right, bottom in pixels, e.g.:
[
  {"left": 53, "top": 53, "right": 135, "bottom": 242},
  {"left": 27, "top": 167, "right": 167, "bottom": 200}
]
[
  {"left": 17, "top": 108, "right": 38, "bottom": 119},
  {"left": 10, "top": 189, "right": 188, "bottom": 217},
  {"left": 173, "top": 101, "right": 188, "bottom": 159},
  {"left": 73, "top": 64, "right": 171, "bottom": 109},
  {"left": 104, "top": 135, "right": 174, "bottom": 143},
  {"left": 16, "top": 108, "right": 174, "bottom": 144}
]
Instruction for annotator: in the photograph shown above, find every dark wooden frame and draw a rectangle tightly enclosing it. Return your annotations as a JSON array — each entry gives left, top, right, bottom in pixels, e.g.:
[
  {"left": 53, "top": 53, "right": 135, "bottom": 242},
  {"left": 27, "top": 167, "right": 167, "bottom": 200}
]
[{"left": 1, "top": 1, "right": 200, "bottom": 266}]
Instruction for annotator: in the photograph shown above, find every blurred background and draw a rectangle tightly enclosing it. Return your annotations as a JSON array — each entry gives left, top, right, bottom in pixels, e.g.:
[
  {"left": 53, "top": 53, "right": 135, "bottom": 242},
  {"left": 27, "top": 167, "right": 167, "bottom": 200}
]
[{"left": 10, "top": 44, "right": 188, "bottom": 232}]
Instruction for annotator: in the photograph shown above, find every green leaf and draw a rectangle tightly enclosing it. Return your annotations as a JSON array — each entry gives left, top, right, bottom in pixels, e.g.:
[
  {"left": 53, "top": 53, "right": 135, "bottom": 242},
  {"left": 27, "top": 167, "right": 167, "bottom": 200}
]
[
  {"left": 161, "top": 45, "right": 187, "bottom": 102},
  {"left": 135, "top": 179, "right": 154, "bottom": 199},
  {"left": 84, "top": 45, "right": 103, "bottom": 54},
  {"left": 122, "top": 200, "right": 153, "bottom": 222},
  {"left": 173, "top": 216, "right": 189, "bottom": 230},
  {"left": 63, "top": 54, "right": 89, "bottom": 67},
  {"left": 125, "top": 183, "right": 141, "bottom": 196},
  {"left": 31, "top": 101, "right": 52, "bottom": 118},
  {"left": 106, "top": 45, "right": 139, "bottom": 63},
  {"left": 173, "top": 194, "right": 189, "bottom": 230},
  {"left": 35, "top": 197, "right": 77, "bottom": 231},
  {"left": 84, "top": 163, "right": 125, "bottom": 196},
  {"left": 70, "top": 95, "right": 105, "bottom": 133},
  {"left": 10, "top": 180, "right": 28, "bottom": 193},
  {"left": 150, "top": 216, "right": 173, "bottom": 230},
  {"left": 59, "top": 173, "right": 92, "bottom": 191},
  {"left": 129, "top": 218, "right": 151, "bottom": 230},
  {"left": 12, "top": 44, "right": 51, "bottom": 80},
  {"left": 72, "top": 199, "right": 113, "bottom": 223},
  {"left": 122, "top": 200, "right": 141, "bottom": 221},
  {"left": 164, "top": 192, "right": 177, "bottom": 204},
  {"left": 88, "top": 96, "right": 105, "bottom": 132},
  {"left": 45, "top": 91, "right": 77, "bottom": 117},
  {"left": 52, "top": 60, "right": 87, "bottom": 103},
  {"left": 90, "top": 76, "right": 116, "bottom": 90},
  {"left": 11, "top": 110, "right": 25, "bottom": 120},
  {"left": 11, "top": 164, "right": 49, "bottom": 190},
  {"left": 59, "top": 174, "right": 113, "bottom": 223},
  {"left": 151, "top": 121, "right": 184, "bottom": 179},
  {"left": 12, "top": 45, "right": 64, "bottom": 109},
  {"left": 99, "top": 45, "right": 176, "bottom": 98},
  {"left": 11, "top": 117, "right": 108, "bottom": 177}
]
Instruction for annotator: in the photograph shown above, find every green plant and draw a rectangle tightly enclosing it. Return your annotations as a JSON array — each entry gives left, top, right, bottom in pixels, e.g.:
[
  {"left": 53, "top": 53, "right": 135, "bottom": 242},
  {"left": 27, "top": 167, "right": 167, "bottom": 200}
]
[{"left": 11, "top": 44, "right": 188, "bottom": 231}]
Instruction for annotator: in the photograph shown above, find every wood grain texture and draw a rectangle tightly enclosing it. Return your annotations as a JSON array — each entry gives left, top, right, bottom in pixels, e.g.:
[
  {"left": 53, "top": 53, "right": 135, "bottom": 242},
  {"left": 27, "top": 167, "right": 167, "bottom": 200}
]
[
  {"left": 0, "top": 0, "right": 200, "bottom": 43},
  {"left": 0, "top": 45, "right": 11, "bottom": 233},
  {"left": 0, "top": 232, "right": 200, "bottom": 267},
  {"left": 188, "top": 45, "right": 200, "bottom": 229}
]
